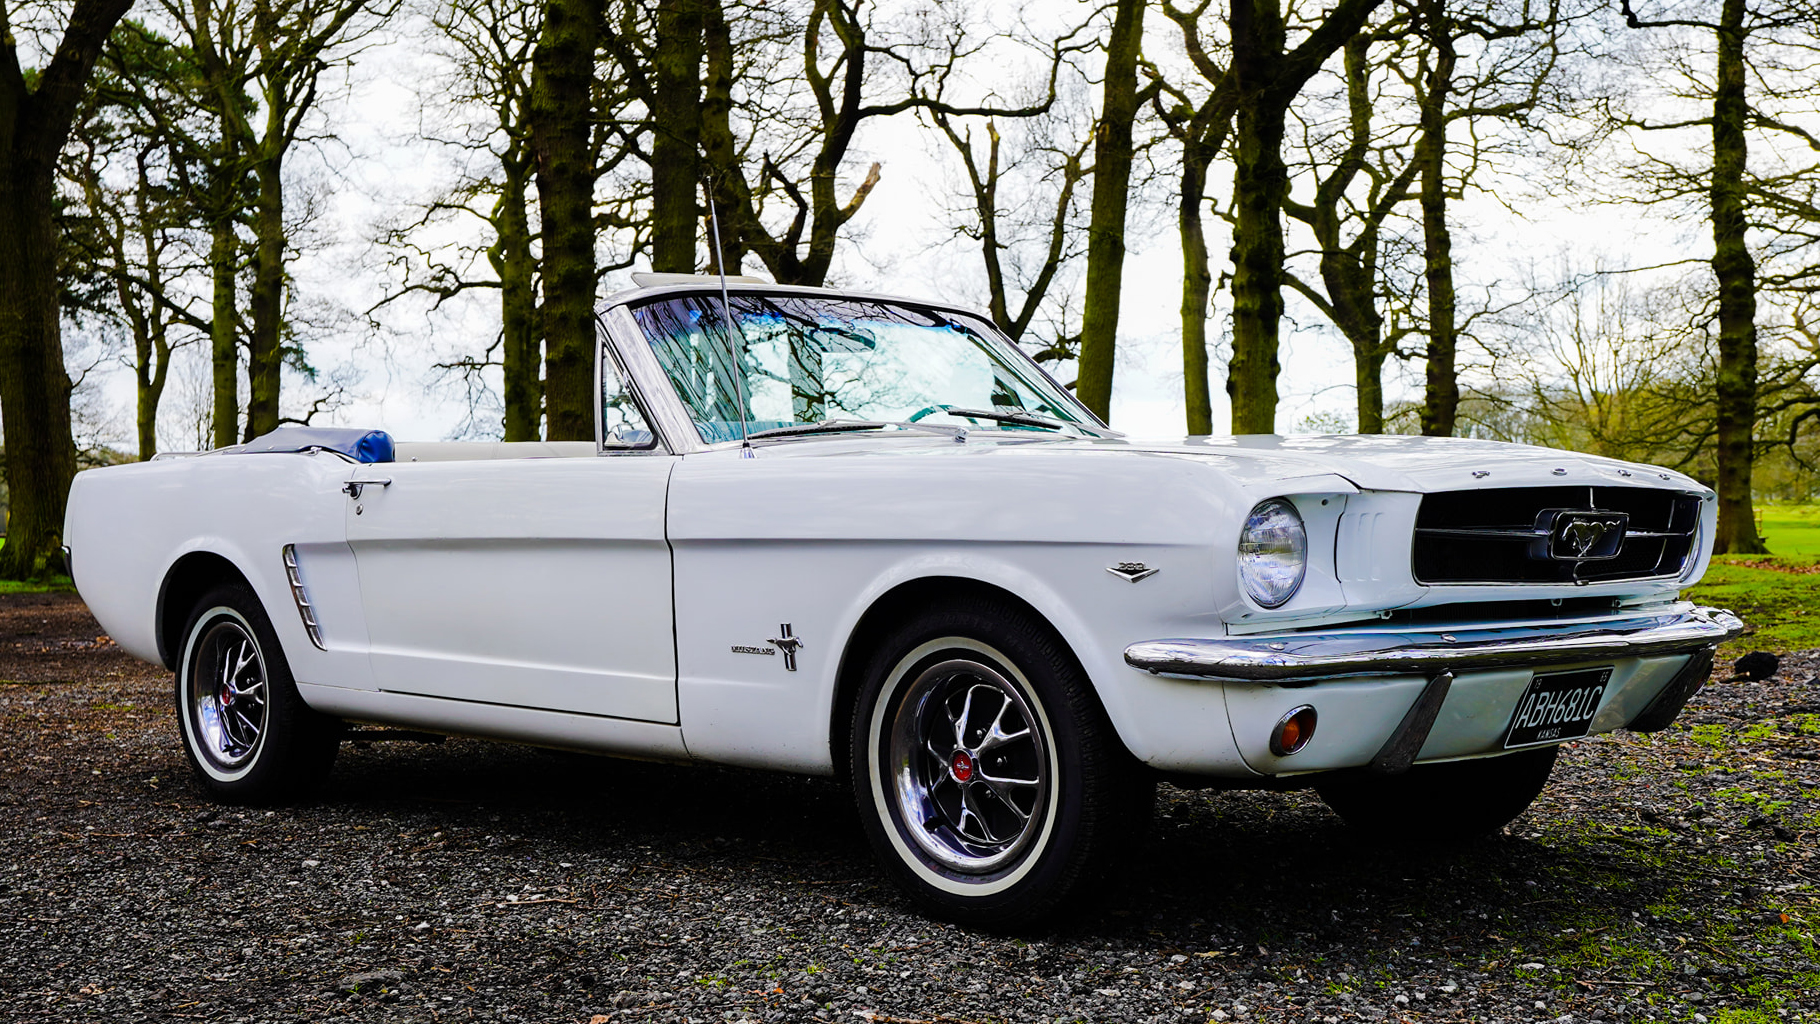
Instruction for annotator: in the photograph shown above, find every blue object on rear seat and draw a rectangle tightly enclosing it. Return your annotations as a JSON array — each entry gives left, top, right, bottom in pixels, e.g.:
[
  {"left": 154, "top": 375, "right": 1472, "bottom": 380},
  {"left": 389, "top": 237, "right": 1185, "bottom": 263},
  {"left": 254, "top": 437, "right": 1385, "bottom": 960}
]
[{"left": 240, "top": 426, "right": 396, "bottom": 463}]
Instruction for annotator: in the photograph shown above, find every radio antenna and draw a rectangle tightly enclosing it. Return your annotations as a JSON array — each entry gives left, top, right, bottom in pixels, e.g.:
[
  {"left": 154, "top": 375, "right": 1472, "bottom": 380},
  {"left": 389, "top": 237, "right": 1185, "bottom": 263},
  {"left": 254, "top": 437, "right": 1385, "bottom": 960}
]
[{"left": 704, "top": 179, "right": 752, "bottom": 457}]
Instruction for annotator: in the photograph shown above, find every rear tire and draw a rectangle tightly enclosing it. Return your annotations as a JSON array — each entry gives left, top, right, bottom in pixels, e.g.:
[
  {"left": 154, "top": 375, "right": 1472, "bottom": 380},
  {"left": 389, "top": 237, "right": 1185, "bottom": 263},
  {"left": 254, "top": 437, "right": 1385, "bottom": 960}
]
[
  {"left": 175, "top": 583, "right": 339, "bottom": 804},
  {"left": 1315, "top": 745, "right": 1560, "bottom": 842},
  {"left": 849, "top": 599, "right": 1152, "bottom": 927}
]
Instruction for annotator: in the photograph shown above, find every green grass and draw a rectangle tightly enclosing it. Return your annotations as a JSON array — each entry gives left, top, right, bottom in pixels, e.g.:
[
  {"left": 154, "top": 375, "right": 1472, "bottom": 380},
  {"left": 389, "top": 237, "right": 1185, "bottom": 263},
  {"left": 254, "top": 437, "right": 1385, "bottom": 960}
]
[
  {"left": 1756, "top": 504, "right": 1820, "bottom": 560},
  {"left": 1686, "top": 560, "right": 1820, "bottom": 654},
  {"left": 1506, "top": 811, "right": 1820, "bottom": 1022},
  {"left": 1686, "top": 503, "right": 1820, "bottom": 654},
  {"left": 0, "top": 537, "right": 76, "bottom": 592},
  {"left": 0, "top": 574, "right": 73, "bottom": 594}
]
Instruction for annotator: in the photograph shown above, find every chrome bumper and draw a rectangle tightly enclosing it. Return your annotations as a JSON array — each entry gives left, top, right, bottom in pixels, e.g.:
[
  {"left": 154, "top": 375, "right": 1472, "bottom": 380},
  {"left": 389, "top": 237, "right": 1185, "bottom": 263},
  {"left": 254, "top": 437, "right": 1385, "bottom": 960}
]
[{"left": 1124, "top": 605, "right": 1744, "bottom": 684}]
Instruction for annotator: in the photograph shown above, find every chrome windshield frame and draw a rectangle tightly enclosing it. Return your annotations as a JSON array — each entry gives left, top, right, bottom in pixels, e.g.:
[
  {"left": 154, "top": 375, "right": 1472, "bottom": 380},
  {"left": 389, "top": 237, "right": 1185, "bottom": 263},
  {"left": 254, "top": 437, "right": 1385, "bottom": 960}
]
[
  {"left": 598, "top": 306, "right": 710, "bottom": 454},
  {"left": 597, "top": 283, "right": 1109, "bottom": 452}
]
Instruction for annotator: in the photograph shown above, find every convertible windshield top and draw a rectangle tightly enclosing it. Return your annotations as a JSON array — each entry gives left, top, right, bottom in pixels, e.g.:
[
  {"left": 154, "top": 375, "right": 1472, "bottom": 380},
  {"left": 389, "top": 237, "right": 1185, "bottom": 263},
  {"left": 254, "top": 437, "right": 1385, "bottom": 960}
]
[{"left": 630, "top": 293, "right": 1100, "bottom": 444}]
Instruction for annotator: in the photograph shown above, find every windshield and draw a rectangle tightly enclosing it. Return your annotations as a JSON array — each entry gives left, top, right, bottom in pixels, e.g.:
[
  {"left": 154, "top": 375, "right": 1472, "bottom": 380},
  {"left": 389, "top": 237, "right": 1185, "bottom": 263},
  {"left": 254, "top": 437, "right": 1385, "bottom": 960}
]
[{"left": 630, "top": 293, "right": 1097, "bottom": 443}]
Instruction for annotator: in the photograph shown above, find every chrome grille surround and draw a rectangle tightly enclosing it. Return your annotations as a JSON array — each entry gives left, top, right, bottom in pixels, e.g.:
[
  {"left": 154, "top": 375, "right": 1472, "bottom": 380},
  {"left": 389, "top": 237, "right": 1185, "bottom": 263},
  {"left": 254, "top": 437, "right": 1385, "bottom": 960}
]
[{"left": 1412, "top": 486, "right": 1702, "bottom": 585}]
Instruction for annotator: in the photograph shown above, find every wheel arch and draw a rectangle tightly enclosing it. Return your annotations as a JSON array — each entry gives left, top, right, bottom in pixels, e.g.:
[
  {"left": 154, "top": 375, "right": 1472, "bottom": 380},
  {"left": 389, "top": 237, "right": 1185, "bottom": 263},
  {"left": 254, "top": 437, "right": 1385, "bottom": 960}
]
[
  {"left": 156, "top": 550, "right": 256, "bottom": 671},
  {"left": 827, "top": 575, "right": 1118, "bottom": 784}
]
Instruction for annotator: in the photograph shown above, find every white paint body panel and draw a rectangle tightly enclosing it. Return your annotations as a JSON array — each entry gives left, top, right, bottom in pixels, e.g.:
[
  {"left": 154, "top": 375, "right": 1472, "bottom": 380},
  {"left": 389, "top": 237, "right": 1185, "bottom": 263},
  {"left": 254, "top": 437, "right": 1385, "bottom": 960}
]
[
  {"left": 66, "top": 452, "right": 376, "bottom": 693},
  {"left": 343, "top": 457, "right": 678, "bottom": 723}
]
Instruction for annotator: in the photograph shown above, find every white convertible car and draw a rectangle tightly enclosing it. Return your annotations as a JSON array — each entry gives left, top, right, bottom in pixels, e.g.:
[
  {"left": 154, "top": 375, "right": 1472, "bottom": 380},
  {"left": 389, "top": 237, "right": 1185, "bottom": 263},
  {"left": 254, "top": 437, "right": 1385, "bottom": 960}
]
[{"left": 66, "top": 276, "right": 1740, "bottom": 924}]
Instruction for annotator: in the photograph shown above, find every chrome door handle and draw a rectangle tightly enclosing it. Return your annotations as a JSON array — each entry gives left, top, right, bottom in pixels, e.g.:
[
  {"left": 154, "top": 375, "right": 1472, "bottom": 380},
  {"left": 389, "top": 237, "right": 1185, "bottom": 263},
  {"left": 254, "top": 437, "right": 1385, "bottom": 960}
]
[{"left": 342, "top": 478, "right": 392, "bottom": 498}]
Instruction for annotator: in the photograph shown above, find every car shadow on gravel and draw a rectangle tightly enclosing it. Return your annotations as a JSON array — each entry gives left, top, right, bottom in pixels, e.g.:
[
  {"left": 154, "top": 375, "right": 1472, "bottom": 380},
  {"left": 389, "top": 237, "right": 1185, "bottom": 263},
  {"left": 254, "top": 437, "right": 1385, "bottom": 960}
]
[
  {"left": 319, "top": 738, "right": 875, "bottom": 873},
  {"left": 315, "top": 736, "right": 1696, "bottom": 946},
  {"left": 313, "top": 734, "right": 1755, "bottom": 967}
]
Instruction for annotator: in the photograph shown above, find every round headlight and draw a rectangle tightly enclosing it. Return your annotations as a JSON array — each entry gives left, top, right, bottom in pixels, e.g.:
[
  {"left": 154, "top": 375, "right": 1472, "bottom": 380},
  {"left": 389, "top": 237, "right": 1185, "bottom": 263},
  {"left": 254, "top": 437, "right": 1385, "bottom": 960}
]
[{"left": 1238, "top": 498, "right": 1307, "bottom": 608}]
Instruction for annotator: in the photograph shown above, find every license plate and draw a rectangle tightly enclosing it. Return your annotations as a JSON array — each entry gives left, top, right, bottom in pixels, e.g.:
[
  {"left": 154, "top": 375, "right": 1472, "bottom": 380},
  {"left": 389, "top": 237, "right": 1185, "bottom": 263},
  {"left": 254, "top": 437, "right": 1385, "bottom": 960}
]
[{"left": 1503, "top": 667, "right": 1612, "bottom": 748}]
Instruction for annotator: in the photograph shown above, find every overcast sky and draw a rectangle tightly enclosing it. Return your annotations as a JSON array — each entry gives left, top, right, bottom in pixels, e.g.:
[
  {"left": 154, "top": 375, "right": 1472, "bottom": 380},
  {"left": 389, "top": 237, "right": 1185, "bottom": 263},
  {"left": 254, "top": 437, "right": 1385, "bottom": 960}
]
[{"left": 65, "top": 2, "right": 1704, "bottom": 452}]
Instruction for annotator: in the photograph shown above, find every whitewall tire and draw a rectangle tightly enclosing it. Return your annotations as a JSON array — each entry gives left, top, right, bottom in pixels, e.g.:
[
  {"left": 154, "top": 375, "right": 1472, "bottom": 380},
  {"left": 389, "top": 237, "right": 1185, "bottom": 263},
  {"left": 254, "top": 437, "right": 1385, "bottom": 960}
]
[
  {"left": 849, "top": 599, "right": 1152, "bottom": 927},
  {"left": 176, "top": 584, "right": 338, "bottom": 803}
]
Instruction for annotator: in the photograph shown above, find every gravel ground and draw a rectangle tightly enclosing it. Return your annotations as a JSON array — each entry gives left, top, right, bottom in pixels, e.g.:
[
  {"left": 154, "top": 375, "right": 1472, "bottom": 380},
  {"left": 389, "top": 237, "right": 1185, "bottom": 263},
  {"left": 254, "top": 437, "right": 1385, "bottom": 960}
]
[{"left": 2, "top": 591, "right": 1816, "bottom": 1024}]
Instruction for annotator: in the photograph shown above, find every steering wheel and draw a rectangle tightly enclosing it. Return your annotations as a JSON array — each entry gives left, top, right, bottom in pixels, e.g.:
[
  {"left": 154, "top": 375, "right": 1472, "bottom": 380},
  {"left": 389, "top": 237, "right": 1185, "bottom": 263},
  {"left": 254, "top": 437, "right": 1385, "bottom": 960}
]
[{"left": 907, "top": 404, "right": 957, "bottom": 423}]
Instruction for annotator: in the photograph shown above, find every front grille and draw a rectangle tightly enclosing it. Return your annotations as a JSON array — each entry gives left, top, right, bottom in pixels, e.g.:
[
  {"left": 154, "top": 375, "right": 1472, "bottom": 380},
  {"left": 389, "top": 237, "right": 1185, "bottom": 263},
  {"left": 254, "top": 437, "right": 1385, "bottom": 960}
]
[{"left": 1413, "top": 486, "right": 1701, "bottom": 585}]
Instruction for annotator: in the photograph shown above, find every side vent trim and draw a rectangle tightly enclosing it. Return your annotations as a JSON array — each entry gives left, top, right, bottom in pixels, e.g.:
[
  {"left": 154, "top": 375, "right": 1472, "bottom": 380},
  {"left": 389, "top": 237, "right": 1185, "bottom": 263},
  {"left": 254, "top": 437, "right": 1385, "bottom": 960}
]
[{"left": 281, "top": 545, "right": 326, "bottom": 650}]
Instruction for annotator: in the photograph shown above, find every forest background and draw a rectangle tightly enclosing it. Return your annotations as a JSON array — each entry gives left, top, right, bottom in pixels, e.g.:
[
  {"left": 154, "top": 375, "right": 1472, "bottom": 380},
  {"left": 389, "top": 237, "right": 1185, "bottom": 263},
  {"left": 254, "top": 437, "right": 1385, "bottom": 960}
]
[{"left": 1, "top": 0, "right": 1818, "bottom": 579}]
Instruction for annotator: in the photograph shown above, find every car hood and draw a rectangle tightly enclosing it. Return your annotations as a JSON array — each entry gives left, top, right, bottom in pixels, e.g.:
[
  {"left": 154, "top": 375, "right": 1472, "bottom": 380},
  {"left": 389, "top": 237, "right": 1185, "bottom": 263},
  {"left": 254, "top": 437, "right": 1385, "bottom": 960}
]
[
  {"left": 743, "top": 431, "right": 1711, "bottom": 495},
  {"left": 1133, "top": 433, "right": 1709, "bottom": 494}
]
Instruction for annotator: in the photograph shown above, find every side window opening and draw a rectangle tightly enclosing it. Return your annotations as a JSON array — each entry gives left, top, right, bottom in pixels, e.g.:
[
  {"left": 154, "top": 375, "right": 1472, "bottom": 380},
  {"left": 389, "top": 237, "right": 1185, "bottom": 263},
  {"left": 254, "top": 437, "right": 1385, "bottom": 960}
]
[{"left": 600, "top": 351, "right": 657, "bottom": 450}]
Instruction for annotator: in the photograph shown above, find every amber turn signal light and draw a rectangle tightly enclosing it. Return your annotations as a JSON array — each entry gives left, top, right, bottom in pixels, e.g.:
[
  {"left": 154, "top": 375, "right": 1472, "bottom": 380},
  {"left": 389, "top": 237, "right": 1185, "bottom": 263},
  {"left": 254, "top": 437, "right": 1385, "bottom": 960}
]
[{"left": 1269, "top": 705, "right": 1318, "bottom": 756}]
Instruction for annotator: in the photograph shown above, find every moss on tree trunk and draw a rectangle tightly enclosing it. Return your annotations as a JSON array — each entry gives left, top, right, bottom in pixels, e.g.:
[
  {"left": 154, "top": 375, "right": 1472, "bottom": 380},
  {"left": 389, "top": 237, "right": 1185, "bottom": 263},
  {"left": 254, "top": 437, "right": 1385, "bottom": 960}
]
[
  {"left": 651, "top": 0, "right": 704, "bottom": 275},
  {"left": 1075, "top": 0, "right": 1146, "bottom": 423},
  {"left": 1710, "top": 0, "right": 1765, "bottom": 554},
  {"left": 531, "top": 0, "right": 602, "bottom": 442},
  {"left": 0, "top": 0, "right": 133, "bottom": 578}
]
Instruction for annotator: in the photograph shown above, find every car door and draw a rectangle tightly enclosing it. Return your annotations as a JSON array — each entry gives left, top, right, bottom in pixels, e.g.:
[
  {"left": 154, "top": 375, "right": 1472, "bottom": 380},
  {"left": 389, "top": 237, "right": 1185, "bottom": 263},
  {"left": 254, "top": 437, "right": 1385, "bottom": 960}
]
[{"left": 343, "top": 364, "right": 679, "bottom": 723}]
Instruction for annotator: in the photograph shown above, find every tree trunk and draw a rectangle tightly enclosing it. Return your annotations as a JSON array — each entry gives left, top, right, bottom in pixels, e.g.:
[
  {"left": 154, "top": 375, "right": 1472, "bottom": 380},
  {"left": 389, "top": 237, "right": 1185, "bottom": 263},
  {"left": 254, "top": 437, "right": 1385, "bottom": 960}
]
[
  {"left": 136, "top": 317, "right": 174, "bottom": 460},
  {"left": 531, "top": 0, "right": 602, "bottom": 442},
  {"left": 1333, "top": 36, "right": 1388, "bottom": 435},
  {"left": 1074, "top": 0, "right": 1146, "bottom": 423},
  {"left": 0, "top": 0, "right": 132, "bottom": 578},
  {"left": 244, "top": 149, "right": 284, "bottom": 440},
  {"left": 208, "top": 198, "right": 240, "bottom": 449},
  {"left": 1316, "top": 210, "right": 1390, "bottom": 435},
  {"left": 0, "top": 161, "right": 78, "bottom": 578},
  {"left": 651, "top": 0, "right": 703, "bottom": 274},
  {"left": 1226, "top": 107, "right": 1291, "bottom": 434},
  {"left": 494, "top": 161, "right": 541, "bottom": 442},
  {"left": 700, "top": 0, "right": 744, "bottom": 274},
  {"left": 133, "top": 207, "right": 175, "bottom": 459},
  {"left": 1226, "top": 0, "right": 1295, "bottom": 434},
  {"left": 1710, "top": 0, "right": 1764, "bottom": 553},
  {"left": 1179, "top": 143, "right": 1215, "bottom": 435},
  {"left": 1225, "top": 0, "right": 1384, "bottom": 434},
  {"left": 1415, "top": 4, "right": 1459, "bottom": 438},
  {"left": 1354, "top": 325, "right": 1388, "bottom": 433}
]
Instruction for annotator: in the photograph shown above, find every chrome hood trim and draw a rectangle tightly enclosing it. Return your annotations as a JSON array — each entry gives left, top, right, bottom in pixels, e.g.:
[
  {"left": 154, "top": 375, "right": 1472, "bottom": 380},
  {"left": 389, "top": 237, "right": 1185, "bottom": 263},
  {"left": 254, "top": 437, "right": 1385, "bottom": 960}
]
[{"left": 1125, "top": 604, "right": 1743, "bottom": 683}]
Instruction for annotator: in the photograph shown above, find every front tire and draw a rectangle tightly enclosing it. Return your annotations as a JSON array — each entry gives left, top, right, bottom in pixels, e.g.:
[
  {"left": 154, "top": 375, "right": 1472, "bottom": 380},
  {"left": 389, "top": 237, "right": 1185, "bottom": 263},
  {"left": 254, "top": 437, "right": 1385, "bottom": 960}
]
[
  {"left": 1315, "top": 744, "right": 1560, "bottom": 842},
  {"left": 850, "top": 600, "right": 1151, "bottom": 927},
  {"left": 176, "top": 584, "right": 339, "bottom": 803}
]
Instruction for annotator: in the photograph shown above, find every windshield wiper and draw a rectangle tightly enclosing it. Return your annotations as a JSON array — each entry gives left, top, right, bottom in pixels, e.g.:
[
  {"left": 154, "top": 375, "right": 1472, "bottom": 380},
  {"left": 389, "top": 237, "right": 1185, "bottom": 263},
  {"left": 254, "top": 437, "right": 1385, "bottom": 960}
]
[
  {"left": 938, "top": 407, "right": 1094, "bottom": 434},
  {"left": 746, "top": 419, "right": 888, "bottom": 439},
  {"left": 745, "top": 419, "right": 968, "bottom": 441}
]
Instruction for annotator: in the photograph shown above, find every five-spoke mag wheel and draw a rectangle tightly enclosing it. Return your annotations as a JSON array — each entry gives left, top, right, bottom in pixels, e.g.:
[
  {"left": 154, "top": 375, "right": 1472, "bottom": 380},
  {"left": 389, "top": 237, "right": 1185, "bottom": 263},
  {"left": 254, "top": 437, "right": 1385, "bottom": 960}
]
[
  {"left": 889, "top": 657, "right": 1052, "bottom": 875},
  {"left": 852, "top": 600, "right": 1152, "bottom": 927},
  {"left": 186, "top": 616, "right": 271, "bottom": 772}
]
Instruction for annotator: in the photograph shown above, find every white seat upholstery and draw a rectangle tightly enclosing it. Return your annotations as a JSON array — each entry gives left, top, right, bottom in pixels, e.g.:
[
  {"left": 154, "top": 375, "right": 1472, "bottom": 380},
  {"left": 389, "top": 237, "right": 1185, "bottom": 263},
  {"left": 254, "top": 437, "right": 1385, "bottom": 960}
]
[{"left": 391, "top": 441, "right": 599, "bottom": 462}]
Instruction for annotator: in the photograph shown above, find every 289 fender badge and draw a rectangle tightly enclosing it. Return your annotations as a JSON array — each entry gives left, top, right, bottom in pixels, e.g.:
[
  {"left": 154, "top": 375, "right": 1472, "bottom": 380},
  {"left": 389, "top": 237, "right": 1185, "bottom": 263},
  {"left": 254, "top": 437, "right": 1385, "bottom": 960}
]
[{"left": 1107, "top": 562, "right": 1159, "bottom": 583}]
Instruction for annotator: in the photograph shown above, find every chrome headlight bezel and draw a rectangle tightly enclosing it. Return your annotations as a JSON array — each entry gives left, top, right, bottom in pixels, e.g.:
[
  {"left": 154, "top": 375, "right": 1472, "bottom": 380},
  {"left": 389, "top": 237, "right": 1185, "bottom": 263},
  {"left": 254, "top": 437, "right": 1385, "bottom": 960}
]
[{"left": 1238, "top": 497, "right": 1308, "bottom": 609}]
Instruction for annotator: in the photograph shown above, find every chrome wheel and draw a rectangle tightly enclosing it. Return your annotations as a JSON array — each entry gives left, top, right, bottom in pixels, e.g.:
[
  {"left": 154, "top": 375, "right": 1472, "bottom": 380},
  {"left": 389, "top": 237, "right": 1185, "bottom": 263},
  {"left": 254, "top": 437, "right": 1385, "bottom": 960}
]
[
  {"left": 887, "top": 656, "right": 1052, "bottom": 874},
  {"left": 186, "top": 615, "right": 269, "bottom": 771}
]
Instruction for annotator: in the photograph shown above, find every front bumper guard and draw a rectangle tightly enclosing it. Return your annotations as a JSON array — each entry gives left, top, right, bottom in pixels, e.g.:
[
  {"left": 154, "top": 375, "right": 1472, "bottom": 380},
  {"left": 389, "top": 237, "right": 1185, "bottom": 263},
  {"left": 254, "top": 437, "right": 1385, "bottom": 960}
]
[{"left": 1123, "top": 605, "right": 1744, "bottom": 684}]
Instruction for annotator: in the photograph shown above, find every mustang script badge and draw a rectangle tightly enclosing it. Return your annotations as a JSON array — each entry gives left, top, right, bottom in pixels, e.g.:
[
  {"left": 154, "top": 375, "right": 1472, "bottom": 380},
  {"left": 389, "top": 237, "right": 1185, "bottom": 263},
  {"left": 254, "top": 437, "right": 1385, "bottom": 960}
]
[
  {"left": 732, "top": 624, "right": 806, "bottom": 671},
  {"left": 1106, "top": 562, "right": 1160, "bottom": 583}
]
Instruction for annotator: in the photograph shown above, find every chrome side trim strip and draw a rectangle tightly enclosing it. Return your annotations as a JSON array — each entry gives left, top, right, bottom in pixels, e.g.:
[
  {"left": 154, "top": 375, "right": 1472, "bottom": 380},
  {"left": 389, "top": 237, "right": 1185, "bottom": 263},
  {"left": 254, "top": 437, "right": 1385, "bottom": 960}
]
[
  {"left": 1124, "top": 604, "right": 1743, "bottom": 683},
  {"left": 281, "top": 545, "right": 326, "bottom": 650}
]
